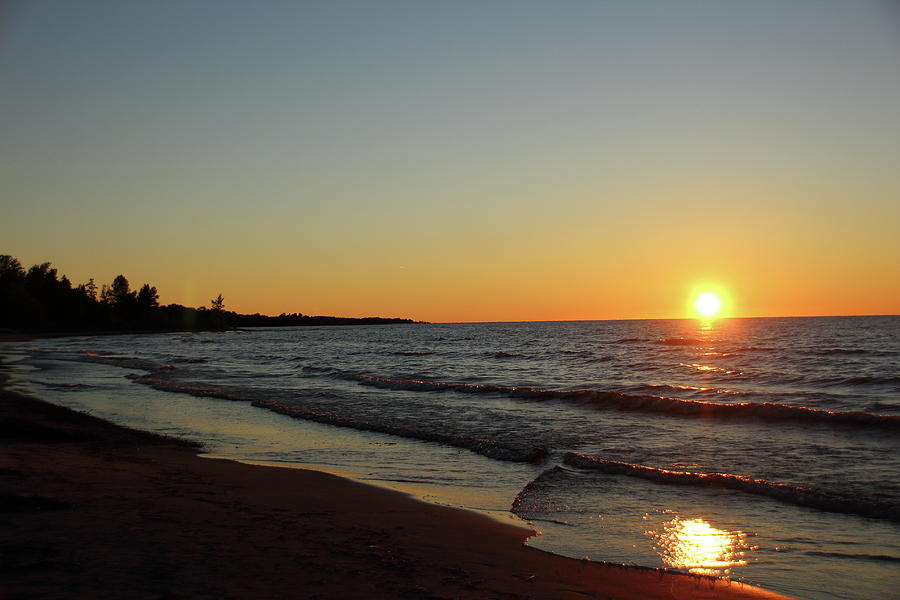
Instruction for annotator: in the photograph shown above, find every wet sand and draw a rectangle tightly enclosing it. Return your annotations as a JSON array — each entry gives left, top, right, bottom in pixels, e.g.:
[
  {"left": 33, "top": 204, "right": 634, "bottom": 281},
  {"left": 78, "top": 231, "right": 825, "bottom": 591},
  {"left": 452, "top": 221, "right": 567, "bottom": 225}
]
[{"left": 0, "top": 377, "right": 794, "bottom": 599}]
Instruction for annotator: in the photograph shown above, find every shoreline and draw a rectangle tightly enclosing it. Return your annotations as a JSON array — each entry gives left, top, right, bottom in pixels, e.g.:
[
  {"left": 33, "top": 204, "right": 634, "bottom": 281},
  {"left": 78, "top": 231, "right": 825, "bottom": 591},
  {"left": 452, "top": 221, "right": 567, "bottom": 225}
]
[{"left": 0, "top": 373, "right": 794, "bottom": 599}]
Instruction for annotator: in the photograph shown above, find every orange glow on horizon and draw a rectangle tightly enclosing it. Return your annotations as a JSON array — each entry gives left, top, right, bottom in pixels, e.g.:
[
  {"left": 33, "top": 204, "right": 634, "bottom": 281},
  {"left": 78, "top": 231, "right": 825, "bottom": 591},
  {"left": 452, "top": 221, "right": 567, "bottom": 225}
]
[{"left": 10, "top": 216, "right": 898, "bottom": 323}]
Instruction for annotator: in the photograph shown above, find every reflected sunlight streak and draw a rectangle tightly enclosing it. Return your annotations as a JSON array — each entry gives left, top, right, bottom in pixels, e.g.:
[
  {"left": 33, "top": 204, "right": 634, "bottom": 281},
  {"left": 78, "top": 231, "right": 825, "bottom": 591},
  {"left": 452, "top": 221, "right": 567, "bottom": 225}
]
[{"left": 648, "top": 517, "right": 748, "bottom": 576}]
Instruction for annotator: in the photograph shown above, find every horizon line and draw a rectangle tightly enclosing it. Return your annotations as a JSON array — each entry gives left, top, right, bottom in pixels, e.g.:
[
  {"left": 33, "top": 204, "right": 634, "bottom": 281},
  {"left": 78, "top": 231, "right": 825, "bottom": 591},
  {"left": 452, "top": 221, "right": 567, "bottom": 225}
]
[{"left": 427, "top": 313, "right": 900, "bottom": 325}]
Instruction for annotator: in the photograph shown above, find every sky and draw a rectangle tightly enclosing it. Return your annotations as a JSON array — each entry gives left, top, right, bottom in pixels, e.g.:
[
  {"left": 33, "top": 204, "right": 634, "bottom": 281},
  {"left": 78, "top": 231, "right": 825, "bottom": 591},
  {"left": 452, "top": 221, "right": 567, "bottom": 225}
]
[{"left": 2, "top": 0, "right": 899, "bottom": 322}]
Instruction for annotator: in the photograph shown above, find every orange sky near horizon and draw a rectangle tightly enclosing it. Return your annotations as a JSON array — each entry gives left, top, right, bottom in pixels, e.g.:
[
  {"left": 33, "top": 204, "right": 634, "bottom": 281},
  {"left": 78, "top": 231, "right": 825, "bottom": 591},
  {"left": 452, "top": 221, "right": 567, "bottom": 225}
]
[
  {"left": 3, "top": 2, "right": 899, "bottom": 323},
  {"left": 11, "top": 175, "right": 899, "bottom": 322}
]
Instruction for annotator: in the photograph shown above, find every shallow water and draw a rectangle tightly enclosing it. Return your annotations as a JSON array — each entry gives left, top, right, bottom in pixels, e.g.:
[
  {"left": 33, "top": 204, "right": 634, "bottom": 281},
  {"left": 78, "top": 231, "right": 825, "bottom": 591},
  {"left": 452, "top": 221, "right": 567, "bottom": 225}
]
[{"left": 4, "top": 316, "right": 899, "bottom": 599}]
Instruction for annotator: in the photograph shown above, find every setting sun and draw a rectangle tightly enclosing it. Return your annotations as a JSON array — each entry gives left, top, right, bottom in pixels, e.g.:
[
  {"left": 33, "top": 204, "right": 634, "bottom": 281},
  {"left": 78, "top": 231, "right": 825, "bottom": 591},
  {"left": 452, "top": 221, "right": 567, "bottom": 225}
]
[
  {"left": 694, "top": 293, "right": 722, "bottom": 318},
  {"left": 2, "top": 3, "right": 900, "bottom": 600}
]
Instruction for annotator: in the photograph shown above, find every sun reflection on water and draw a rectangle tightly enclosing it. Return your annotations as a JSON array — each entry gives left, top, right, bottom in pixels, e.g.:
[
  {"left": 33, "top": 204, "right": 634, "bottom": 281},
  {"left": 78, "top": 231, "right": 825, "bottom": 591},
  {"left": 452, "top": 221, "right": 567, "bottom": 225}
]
[{"left": 647, "top": 516, "right": 748, "bottom": 576}]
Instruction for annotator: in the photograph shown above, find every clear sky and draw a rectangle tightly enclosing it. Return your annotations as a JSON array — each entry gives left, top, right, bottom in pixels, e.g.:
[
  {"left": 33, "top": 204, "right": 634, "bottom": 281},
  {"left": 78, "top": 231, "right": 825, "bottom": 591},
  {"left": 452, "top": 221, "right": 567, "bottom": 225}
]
[{"left": 3, "top": 1, "right": 899, "bottom": 322}]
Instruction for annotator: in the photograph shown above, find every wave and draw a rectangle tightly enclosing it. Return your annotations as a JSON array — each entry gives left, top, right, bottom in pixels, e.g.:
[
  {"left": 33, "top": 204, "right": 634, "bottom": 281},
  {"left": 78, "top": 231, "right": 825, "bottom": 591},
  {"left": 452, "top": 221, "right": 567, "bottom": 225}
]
[
  {"left": 805, "top": 348, "right": 869, "bottom": 356},
  {"left": 563, "top": 453, "right": 900, "bottom": 522},
  {"left": 255, "top": 400, "right": 547, "bottom": 463},
  {"left": 511, "top": 466, "right": 567, "bottom": 514},
  {"left": 614, "top": 338, "right": 649, "bottom": 343},
  {"left": 491, "top": 351, "right": 524, "bottom": 359},
  {"left": 658, "top": 337, "right": 707, "bottom": 346},
  {"left": 560, "top": 350, "right": 612, "bottom": 363},
  {"left": 20, "top": 349, "right": 176, "bottom": 375},
  {"left": 392, "top": 351, "right": 434, "bottom": 356},
  {"left": 341, "top": 373, "right": 900, "bottom": 431},
  {"left": 626, "top": 383, "right": 744, "bottom": 397},
  {"left": 679, "top": 363, "right": 744, "bottom": 376},
  {"left": 177, "top": 337, "right": 218, "bottom": 344},
  {"left": 57, "top": 349, "right": 900, "bottom": 432},
  {"left": 803, "top": 551, "right": 900, "bottom": 563},
  {"left": 77, "top": 353, "right": 173, "bottom": 372},
  {"left": 35, "top": 381, "right": 90, "bottom": 390},
  {"left": 130, "top": 373, "right": 547, "bottom": 464},
  {"left": 822, "top": 375, "right": 900, "bottom": 387},
  {"left": 584, "top": 355, "right": 613, "bottom": 363},
  {"left": 866, "top": 401, "right": 900, "bottom": 413}
]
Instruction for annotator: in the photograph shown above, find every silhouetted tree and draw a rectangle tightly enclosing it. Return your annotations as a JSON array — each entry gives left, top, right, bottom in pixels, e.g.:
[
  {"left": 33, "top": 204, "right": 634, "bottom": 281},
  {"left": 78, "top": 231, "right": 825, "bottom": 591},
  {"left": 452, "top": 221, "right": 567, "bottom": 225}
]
[
  {"left": 25, "top": 263, "right": 58, "bottom": 294},
  {"left": 100, "top": 284, "right": 114, "bottom": 305},
  {"left": 0, "top": 253, "right": 417, "bottom": 332},
  {"left": 78, "top": 278, "right": 98, "bottom": 302},
  {"left": 137, "top": 284, "right": 159, "bottom": 309},
  {"left": 0, "top": 255, "right": 28, "bottom": 329},
  {"left": 211, "top": 294, "right": 225, "bottom": 312},
  {"left": 110, "top": 275, "right": 133, "bottom": 307},
  {"left": 0, "top": 255, "right": 24, "bottom": 284}
]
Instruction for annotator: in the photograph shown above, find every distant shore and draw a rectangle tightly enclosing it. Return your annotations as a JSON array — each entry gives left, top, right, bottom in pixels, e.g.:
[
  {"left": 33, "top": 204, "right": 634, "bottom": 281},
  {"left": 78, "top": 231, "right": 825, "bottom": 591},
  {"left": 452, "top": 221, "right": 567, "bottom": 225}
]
[
  {"left": 0, "top": 372, "right": 793, "bottom": 599},
  {"left": 0, "top": 317, "right": 423, "bottom": 342}
]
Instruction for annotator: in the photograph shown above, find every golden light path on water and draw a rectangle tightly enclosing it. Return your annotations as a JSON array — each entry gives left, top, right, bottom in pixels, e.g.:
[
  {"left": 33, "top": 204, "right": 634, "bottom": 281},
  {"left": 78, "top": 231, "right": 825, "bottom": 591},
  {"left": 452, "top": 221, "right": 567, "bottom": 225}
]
[{"left": 647, "top": 516, "right": 749, "bottom": 576}]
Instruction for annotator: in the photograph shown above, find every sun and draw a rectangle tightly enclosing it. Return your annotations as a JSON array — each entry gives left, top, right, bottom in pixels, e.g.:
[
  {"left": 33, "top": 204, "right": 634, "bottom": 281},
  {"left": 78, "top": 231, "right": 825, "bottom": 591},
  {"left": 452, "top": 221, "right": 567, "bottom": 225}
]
[
  {"left": 694, "top": 293, "right": 721, "bottom": 318},
  {"left": 686, "top": 284, "right": 731, "bottom": 319}
]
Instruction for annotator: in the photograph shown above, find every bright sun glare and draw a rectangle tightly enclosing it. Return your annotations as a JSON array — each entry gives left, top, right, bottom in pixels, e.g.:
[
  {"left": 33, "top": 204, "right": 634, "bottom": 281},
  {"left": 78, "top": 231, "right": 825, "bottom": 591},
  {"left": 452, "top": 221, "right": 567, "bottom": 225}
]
[{"left": 694, "top": 293, "right": 721, "bottom": 318}]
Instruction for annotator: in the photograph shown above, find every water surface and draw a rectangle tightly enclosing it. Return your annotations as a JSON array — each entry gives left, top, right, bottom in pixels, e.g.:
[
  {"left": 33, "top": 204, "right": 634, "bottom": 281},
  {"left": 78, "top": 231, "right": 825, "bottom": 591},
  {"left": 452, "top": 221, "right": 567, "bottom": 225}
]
[{"left": 4, "top": 316, "right": 899, "bottom": 599}]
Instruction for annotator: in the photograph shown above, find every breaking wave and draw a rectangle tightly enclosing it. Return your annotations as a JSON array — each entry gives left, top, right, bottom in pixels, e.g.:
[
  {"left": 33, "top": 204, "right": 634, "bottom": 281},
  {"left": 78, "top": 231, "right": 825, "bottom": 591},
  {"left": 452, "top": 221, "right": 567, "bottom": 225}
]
[
  {"left": 130, "top": 372, "right": 547, "bottom": 464},
  {"left": 563, "top": 453, "right": 900, "bottom": 522},
  {"left": 75, "top": 352, "right": 172, "bottom": 372},
  {"left": 510, "top": 466, "right": 568, "bottom": 515},
  {"left": 626, "top": 383, "right": 744, "bottom": 397},
  {"left": 341, "top": 373, "right": 900, "bottom": 431}
]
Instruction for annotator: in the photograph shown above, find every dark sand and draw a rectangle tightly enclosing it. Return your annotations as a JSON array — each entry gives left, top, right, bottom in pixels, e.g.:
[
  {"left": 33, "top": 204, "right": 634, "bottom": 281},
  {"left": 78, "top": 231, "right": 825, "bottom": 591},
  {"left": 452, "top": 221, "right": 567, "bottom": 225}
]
[{"left": 0, "top": 377, "right": 794, "bottom": 599}]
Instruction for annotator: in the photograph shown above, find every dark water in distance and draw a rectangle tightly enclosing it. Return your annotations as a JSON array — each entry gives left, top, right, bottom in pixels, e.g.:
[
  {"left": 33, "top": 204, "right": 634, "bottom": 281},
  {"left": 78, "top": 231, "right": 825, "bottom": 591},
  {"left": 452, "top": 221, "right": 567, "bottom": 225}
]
[{"left": 5, "top": 316, "right": 899, "bottom": 599}]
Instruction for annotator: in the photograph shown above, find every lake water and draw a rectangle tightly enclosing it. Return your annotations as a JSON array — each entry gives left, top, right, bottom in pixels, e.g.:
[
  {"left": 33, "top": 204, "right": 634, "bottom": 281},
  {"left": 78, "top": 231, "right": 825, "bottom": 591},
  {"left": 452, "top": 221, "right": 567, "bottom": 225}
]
[{"left": 4, "top": 316, "right": 899, "bottom": 599}]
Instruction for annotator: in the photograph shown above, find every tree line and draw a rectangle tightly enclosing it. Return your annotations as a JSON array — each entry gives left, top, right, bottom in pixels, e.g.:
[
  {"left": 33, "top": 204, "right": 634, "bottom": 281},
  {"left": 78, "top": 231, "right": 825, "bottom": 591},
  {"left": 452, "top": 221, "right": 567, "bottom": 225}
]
[{"left": 0, "top": 255, "right": 417, "bottom": 333}]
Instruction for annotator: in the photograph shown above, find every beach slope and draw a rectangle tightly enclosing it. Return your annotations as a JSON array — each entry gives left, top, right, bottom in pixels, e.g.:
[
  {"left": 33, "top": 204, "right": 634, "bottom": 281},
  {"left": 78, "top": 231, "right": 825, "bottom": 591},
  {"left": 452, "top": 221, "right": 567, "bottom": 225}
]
[{"left": 0, "top": 381, "right": 793, "bottom": 599}]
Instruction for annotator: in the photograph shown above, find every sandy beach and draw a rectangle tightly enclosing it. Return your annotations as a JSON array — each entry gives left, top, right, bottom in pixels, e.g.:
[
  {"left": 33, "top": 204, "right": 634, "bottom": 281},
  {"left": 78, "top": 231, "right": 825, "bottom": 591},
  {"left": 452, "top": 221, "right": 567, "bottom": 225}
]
[{"left": 0, "top": 372, "right": 795, "bottom": 600}]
